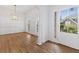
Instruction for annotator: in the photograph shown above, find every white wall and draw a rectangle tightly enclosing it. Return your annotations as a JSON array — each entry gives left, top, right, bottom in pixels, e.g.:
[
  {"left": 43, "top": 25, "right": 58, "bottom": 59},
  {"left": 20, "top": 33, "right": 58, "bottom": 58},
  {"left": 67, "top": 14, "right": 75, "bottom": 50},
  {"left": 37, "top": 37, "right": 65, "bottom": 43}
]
[
  {"left": 49, "top": 5, "right": 79, "bottom": 50},
  {"left": 0, "top": 16, "right": 25, "bottom": 35},
  {"left": 37, "top": 6, "right": 49, "bottom": 45},
  {"left": 0, "top": 6, "right": 25, "bottom": 35}
]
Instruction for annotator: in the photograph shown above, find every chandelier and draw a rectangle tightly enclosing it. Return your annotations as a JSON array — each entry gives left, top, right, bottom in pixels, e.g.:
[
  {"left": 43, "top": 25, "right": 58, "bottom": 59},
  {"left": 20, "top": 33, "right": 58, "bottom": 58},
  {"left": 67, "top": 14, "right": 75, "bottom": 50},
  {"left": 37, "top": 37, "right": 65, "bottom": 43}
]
[{"left": 12, "top": 5, "right": 17, "bottom": 20}]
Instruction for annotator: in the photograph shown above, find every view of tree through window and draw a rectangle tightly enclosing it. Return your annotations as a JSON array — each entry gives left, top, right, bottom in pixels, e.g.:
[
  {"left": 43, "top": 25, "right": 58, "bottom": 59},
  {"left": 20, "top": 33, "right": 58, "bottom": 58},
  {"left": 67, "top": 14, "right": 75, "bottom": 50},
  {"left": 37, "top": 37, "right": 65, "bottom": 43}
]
[{"left": 60, "top": 7, "right": 78, "bottom": 34}]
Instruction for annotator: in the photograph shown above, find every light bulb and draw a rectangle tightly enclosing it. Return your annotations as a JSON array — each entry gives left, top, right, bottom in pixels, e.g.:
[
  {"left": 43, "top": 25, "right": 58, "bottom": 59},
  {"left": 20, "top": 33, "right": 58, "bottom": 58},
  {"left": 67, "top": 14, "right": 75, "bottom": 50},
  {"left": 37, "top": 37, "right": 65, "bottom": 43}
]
[{"left": 13, "top": 15, "right": 17, "bottom": 20}]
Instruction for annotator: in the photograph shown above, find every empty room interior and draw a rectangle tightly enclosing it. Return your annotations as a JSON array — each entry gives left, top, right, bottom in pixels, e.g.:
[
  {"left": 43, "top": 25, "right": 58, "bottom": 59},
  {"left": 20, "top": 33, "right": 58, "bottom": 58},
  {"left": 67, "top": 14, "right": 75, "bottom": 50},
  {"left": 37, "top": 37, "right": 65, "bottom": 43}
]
[{"left": 0, "top": 5, "right": 79, "bottom": 53}]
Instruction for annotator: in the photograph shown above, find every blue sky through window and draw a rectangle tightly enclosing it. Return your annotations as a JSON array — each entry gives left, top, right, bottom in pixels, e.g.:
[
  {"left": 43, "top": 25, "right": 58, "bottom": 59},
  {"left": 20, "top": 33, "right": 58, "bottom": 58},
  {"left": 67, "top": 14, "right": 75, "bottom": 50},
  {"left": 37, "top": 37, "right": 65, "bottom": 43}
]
[{"left": 60, "top": 7, "right": 77, "bottom": 21}]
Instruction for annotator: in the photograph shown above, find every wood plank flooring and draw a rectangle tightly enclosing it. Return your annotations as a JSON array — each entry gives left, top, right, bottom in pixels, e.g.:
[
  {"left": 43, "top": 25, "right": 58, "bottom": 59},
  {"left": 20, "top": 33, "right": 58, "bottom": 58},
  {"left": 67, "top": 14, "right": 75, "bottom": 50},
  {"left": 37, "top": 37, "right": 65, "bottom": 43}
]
[{"left": 0, "top": 32, "right": 79, "bottom": 53}]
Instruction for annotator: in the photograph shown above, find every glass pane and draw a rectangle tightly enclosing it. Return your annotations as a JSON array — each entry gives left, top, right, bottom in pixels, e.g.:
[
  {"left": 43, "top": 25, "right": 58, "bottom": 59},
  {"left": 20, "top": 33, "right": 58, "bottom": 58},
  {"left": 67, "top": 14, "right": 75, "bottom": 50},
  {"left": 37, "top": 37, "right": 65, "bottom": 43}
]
[{"left": 60, "top": 7, "right": 78, "bottom": 34}]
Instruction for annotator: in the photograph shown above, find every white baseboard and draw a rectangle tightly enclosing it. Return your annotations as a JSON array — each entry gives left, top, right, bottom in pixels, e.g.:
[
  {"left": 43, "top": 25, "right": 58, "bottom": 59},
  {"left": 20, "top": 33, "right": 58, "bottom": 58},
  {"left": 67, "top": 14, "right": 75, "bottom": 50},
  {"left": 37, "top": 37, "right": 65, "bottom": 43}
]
[
  {"left": 48, "top": 38, "right": 79, "bottom": 50},
  {"left": 37, "top": 39, "right": 48, "bottom": 45},
  {"left": 37, "top": 42, "right": 43, "bottom": 45}
]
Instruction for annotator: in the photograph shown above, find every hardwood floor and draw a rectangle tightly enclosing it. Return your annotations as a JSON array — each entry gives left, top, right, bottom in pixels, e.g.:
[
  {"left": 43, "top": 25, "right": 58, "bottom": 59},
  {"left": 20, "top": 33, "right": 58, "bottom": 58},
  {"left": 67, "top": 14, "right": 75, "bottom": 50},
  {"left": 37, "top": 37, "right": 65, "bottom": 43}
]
[{"left": 0, "top": 32, "right": 79, "bottom": 53}]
